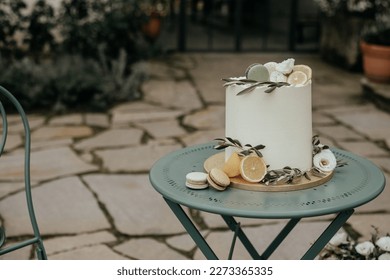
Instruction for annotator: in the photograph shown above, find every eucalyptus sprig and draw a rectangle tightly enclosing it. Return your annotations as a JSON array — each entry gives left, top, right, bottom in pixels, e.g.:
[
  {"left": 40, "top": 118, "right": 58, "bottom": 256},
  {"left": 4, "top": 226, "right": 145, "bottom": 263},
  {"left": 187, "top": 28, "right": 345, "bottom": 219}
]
[
  {"left": 312, "top": 134, "right": 329, "bottom": 155},
  {"left": 311, "top": 167, "right": 327, "bottom": 178},
  {"left": 214, "top": 137, "right": 265, "bottom": 157},
  {"left": 336, "top": 158, "right": 348, "bottom": 168},
  {"left": 222, "top": 78, "right": 290, "bottom": 95},
  {"left": 214, "top": 136, "right": 348, "bottom": 186},
  {"left": 262, "top": 166, "right": 311, "bottom": 185},
  {"left": 313, "top": 135, "right": 348, "bottom": 168}
]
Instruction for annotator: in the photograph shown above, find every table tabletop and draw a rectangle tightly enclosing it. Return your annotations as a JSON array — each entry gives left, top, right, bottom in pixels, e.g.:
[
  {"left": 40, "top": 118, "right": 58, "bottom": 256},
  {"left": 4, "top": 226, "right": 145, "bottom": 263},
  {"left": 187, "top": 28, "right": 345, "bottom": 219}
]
[{"left": 149, "top": 142, "right": 386, "bottom": 219}]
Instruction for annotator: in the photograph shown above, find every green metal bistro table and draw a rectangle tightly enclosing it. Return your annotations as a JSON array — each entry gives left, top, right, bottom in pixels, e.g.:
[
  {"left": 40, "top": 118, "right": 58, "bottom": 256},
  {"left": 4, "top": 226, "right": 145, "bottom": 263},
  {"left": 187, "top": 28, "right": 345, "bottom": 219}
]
[{"left": 149, "top": 142, "right": 386, "bottom": 260}]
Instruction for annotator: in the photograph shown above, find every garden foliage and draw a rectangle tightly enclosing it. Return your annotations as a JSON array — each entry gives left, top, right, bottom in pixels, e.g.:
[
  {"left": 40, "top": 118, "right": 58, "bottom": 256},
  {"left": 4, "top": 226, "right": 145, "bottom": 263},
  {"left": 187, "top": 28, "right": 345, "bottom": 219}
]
[{"left": 0, "top": 0, "right": 155, "bottom": 112}]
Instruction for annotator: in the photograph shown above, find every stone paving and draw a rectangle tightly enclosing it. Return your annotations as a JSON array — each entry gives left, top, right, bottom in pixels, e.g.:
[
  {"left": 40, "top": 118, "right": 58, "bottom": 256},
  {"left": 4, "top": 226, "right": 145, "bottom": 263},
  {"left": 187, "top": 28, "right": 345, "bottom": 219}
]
[{"left": 0, "top": 53, "right": 389, "bottom": 260}]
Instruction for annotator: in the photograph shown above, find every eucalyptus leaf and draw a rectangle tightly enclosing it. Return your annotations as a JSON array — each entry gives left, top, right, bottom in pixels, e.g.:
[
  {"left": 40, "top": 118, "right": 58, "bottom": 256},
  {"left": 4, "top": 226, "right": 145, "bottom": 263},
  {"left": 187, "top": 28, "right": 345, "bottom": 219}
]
[
  {"left": 234, "top": 139, "right": 242, "bottom": 147},
  {"left": 254, "top": 144, "right": 266, "bottom": 150},
  {"left": 304, "top": 172, "right": 311, "bottom": 181},
  {"left": 264, "top": 86, "right": 276, "bottom": 93},
  {"left": 253, "top": 149, "right": 263, "bottom": 157},
  {"left": 223, "top": 81, "right": 243, "bottom": 86},
  {"left": 236, "top": 83, "right": 261, "bottom": 96},
  {"left": 214, "top": 144, "right": 230, "bottom": 150},
  {"left": 226, "top": 137, "right": 235, "bottom": 144}
]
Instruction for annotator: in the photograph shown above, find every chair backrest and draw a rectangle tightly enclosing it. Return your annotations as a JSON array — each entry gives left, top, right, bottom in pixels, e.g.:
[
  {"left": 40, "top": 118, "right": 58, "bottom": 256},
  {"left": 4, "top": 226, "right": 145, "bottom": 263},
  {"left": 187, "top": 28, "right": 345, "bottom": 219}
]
[{"left": 0, "top": 86, "right": 47, "bottom": 260}]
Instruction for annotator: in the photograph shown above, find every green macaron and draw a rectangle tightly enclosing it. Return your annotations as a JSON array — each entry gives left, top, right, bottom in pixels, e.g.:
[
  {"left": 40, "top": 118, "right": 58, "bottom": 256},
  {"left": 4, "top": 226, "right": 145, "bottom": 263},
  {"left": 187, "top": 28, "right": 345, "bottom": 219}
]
[{"left": 245, "top": 63, "right": 270, "bottom": 82}]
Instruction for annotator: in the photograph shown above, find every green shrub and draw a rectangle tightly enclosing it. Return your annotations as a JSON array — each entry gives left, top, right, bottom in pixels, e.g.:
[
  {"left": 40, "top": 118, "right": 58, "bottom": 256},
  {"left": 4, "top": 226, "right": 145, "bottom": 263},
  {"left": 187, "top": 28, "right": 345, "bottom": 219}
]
[
  {"left": 0, "top": 50, "right": 146, "bottom": 113},
  {"left": 0, "top": 0, "right": 157, "bottom": 112},
  {"left": 0, "top": 0, "right": 27, "bottom": 58},
  {"left": 58, "top": 0, "right": 148, "bottom": 63},
  {"left": 24, "top": 0, "right": 57, "bottom": 60}
]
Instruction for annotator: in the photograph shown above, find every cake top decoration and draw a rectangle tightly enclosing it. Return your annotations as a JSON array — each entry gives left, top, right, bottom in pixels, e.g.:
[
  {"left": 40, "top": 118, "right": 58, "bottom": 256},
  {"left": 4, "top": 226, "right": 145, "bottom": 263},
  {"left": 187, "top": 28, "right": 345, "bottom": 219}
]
[
  {"left": 222, "top": 58, "right": 312, "bottom": 95},
  {"left": 274, "top": 58, "right": 295, "bottom": 75}
]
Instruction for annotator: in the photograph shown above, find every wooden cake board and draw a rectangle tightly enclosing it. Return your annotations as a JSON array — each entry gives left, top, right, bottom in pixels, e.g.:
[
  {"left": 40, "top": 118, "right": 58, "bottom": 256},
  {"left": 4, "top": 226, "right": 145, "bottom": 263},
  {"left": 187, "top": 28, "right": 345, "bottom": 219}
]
[{"left": 204, "top": 153, "right": 333, "bottom": 192}]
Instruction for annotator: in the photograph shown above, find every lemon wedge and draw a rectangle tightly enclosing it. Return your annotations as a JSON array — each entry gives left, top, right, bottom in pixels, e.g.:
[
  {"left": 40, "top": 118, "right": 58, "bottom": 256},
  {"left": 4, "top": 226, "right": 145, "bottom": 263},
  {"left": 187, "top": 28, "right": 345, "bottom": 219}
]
[{"left": 223, "top": 152, "right": 241, "bottom": 177}]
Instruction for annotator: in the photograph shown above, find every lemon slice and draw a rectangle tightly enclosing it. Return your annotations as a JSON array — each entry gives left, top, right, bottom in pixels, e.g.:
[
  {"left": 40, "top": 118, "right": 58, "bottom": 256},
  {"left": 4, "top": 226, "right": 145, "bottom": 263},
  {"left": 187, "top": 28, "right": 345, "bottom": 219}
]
[
  {"left": 293, "top": 65, "right": 312, "bottom": 80},
  {"left": 223, "top": 152, "right": 241, "bottom": 177},
  {"left": 245, "top": 63, "right": 270, "bottom": 82},
  {"left": 287, "top": 71, "right": 308, "bottom": 86},
  {"left": 239, "top": 155, "right": 267, "bottom": 183}
]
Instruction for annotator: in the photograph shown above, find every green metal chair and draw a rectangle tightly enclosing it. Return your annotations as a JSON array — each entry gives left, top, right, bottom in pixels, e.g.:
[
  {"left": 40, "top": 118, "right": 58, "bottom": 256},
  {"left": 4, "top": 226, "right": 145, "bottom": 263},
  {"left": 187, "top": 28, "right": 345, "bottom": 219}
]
[{"left": 0, "top": 86, "right": 47, "bottom": 260}]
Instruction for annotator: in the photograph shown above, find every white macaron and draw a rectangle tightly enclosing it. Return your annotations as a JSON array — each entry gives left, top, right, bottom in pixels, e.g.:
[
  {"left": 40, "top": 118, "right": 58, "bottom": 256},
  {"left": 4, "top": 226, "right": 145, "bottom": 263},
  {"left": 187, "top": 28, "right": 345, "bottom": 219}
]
[{"left": 185, "top": 172, "right": 208, "bottom": 190}]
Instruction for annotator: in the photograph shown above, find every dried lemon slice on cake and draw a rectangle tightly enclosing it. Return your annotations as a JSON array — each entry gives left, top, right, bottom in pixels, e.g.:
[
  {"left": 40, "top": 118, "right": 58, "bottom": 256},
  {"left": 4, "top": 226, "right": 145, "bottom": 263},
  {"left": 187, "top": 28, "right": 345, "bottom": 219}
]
[
  {"left": 287, "top": 71, "right": 308, "bottom": 86},
  {"left": 292, "top": 65, "right": 312, "bottom": 80},
  {"left": 240, "top": 155, "right": 267, "bottom": 183}
]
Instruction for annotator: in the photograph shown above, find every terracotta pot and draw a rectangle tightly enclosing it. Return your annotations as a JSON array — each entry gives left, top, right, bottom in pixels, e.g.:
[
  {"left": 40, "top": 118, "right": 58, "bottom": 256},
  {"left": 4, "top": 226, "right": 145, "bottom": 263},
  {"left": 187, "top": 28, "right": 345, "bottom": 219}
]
[
  {"left": 142, "top": 12, "right": 162, "bottom": 42},
  {"left": 360, "top": 41, "right": 390, "bottom": 83}
]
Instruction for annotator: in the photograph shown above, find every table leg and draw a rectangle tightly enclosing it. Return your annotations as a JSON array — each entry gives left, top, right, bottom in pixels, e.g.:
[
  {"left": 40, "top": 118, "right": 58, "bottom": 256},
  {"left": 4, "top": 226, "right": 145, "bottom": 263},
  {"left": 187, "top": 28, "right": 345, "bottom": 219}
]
[
  {"left": 164, "top": 197, "right": 218, "bottom": 260},
  {"left": 261, "top": 218, "right": 301, "bottom": 259},
  {"left": 227, "top": 221, "right": 240, "bottom": 260},
  {"left": 301, "top": 209, "right": 354, "bottom": 260},
  {"left": 221, "top": 215, "right": 263, "bottom": 259}
]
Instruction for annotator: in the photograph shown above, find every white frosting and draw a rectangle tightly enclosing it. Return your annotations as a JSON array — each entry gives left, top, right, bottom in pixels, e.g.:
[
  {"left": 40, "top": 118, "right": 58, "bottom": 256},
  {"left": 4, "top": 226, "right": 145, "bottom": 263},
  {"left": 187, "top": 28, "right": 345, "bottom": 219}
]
[{"left": 225, "top": 82, "right": 312, "bottom": 171}]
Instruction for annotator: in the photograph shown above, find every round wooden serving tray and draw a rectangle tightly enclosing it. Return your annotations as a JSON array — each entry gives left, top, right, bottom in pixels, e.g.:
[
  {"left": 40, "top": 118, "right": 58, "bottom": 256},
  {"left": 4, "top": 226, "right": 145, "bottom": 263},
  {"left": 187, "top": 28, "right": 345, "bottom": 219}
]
[{"left": 204, "top": 153, "right": 333, "bottom": 192}]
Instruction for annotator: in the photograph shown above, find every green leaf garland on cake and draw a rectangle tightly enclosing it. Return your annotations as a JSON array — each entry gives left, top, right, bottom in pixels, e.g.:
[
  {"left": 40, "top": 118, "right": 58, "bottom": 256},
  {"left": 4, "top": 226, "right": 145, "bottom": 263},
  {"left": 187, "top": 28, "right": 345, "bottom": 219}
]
[
  {"left": 214, "top": 137, "right": 265, "bottom": 157},
  {"left": 262, "top": 166, "right": 311, "bottom": 185},
  {"left": 213, "top": 135, "right": 347, "bottom": 186}
]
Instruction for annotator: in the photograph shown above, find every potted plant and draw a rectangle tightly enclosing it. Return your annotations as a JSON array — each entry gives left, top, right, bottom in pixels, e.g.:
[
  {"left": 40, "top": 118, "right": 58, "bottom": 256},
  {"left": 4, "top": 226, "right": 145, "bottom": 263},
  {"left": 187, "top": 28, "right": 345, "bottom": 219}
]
[
  {"left": 140, "top": 0, "right": 167, "bottom": 43},
  {"left": 314, "top": 0, "right": 389, "bottom": 73},
  {"left": 360, "top": 19, "right": 390, "bottom": 83}
]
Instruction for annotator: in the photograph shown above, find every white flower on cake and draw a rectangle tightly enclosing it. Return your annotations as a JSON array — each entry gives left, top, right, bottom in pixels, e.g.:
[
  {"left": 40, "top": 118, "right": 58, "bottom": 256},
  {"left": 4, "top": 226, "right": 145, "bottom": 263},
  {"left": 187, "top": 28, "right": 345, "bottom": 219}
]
[
  {"left": 275, "top": 58, "right": 295, "bottom": 74},
  {"left": 264, "top": 62, "right": 277, "bottom": 73},
  {"left": 313, "top": 149, "right": 337, "bottom": 172},
  {"left": 270, "top": 71, "right": 287, "bottom": 83},
  {"left": 355, "top": 241, "right": 375, "bottom": 257}
]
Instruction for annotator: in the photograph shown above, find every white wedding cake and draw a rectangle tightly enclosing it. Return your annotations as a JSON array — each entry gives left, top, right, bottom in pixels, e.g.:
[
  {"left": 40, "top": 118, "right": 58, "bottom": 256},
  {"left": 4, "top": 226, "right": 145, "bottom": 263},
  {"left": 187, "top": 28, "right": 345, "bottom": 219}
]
[
  {"left": 206, "top": 59, "right": 342, "bottom": 190},
  {"left": 224, "top": 59, "right": 313, "bottom": 171}
]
